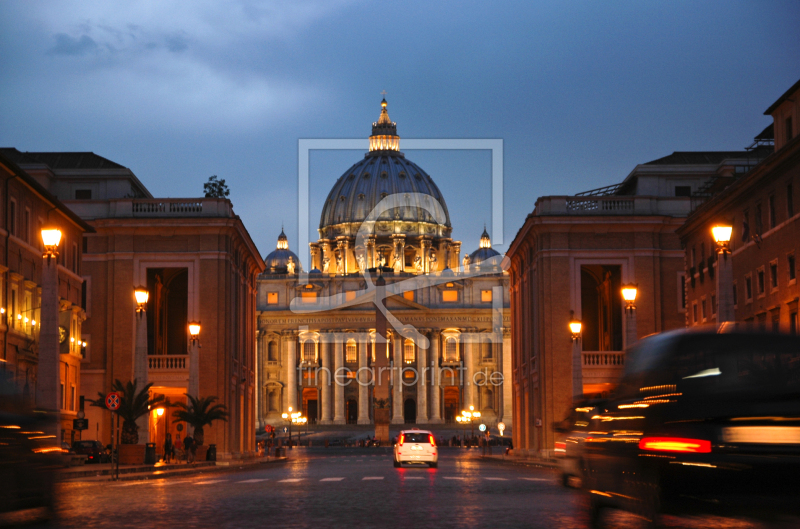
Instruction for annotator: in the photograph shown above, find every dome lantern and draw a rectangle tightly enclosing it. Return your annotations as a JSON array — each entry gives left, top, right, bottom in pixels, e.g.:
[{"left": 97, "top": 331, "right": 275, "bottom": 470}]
[
  {"left": 479, "top": 227, "right": 491, "bottom": 249},
  {"left": 263, "top": 229, "right": 301, "bottom": 275},
  {"left": 369, "top": 98, "right": 400, "bottom": 153}
]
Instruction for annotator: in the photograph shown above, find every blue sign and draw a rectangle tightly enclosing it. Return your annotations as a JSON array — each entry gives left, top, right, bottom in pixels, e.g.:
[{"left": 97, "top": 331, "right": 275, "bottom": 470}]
[{"left": 479, "top": 424, "right": 486, "bottom": 432}]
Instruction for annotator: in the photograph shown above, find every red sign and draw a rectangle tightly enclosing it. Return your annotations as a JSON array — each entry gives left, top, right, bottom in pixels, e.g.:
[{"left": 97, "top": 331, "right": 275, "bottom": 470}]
[
  {"left": 264, "top": 425, "right": 273, "bottom": 433},
  {"left": 106, "top": 392, "right": 121, "bottom": 411}
]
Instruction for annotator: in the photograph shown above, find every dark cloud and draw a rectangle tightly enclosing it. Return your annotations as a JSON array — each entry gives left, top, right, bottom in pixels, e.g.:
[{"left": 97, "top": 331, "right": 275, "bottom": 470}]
[
  {"left": 48, "top": 33, "right": 98, "bottom": 56},
  {"left": 165, "top": 33, "right": 188, "bottom": 53}
]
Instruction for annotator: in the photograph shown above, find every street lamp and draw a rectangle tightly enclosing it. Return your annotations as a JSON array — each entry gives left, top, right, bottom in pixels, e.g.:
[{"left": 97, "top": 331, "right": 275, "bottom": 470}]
[
  {"left": 134, "top": 287, "right": 149, "bottom": 314},
  {"left": 133, "top": 287, "right": 150, "bottom": 442},
  {"left": 460, "top": 405, "right": 481, "bottom": 445},
  {"left": 282, "top": 407, "right": 307, "bottom": 449},
  {"left": 621, "top": 284, "right": 638, "bottom": 313},
  {"left": 712, "top": 224, "right": 735, "bottom": 323},
  {"left": 188, "top": 322, "right": 201, "bottom": 400},
  {"left": 37, "top": 225, "right": 62, "bottom": 444},
  {"left": 569, "top": 310, "right": 583, "bottom": 402},
  {"left": 568, "top": 311, "right": 582, "bottom": 342}
]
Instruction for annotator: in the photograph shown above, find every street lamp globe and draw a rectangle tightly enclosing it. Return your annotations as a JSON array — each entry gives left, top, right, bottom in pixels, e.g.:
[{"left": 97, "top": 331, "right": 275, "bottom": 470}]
[
  {"left": 712, "top": 225, "right": 733, "bottom": 254},
  {"left": 134, "top": 287, "right": 149, "bottom": 311},
  {"left": 156, "top": 408, "right": 164, "bottom": 417},
  {"left": 188, "top": 322, "right": 201, "bottom": 338},
  {"left": 41, "top": 227, "right": 62, "bottom": 257}
]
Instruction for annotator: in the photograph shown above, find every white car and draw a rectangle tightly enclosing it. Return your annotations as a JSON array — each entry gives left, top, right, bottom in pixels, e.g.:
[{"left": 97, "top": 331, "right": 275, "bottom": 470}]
[{"left": 393, "top": 429, "right": 438, "bottom": 468}]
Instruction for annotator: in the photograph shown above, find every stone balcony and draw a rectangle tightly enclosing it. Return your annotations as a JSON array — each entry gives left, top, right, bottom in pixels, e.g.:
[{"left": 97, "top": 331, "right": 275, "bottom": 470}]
[
  {"left": 534, "top": 196, "right": 691, "bottom": 217},
  {"left": 581, "top": 351, "right": 625, "bottom": 386},
  {"left": 148, "top": 354, "right": 189, "bottom": 384},
  {"left": 62, "top": 198, "right": 234, "bottom": 220}
]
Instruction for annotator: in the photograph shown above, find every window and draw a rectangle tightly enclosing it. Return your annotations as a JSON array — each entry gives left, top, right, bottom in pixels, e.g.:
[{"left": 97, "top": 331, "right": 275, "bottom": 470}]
[
  {"left": 444, "top": 337, "right": 458, "bottom": 362},
  {"left": 481, "top": 338, "right": 492, "bottom": 360},
  {"left": 711, "top": 293, "right": 716, "bottom": 315},
  {"left": 701, "top": 297, "right": 707, "bottom": 322},
  {"left": 678, "top": 272, "right": 686, "bottom": 311},
  {"left": 770, "top": 260, "right": 779, "bottom": 290},
  {"left": 267, "top": 292, "right": 278, "bottom": 304},
  {"left": 772, "top": 312, "right": 781, "bottom": 332},
  {"left": 22, "top": 208, "right": 30, "bottom": 243},
  {"left": 8, "top": 198, "right": 16, "bottom": 236},
  {"left": 403, "top": 290, "right": 414, "bottom": 301},
  {"left": 345, "top": 291, "right": 356, "bottom": 302},
  {"left": 791, "top": 312, "right": 798, "bottom": 335},
  {"left": 743, "top": 210, "right": 750, "bottom": 240},
  {"left": 345, "top": 340, "right": 357, "bottom": 363},
  {"left": 786, "top": 116, "right": 794, "bottom": 142},
  {"left": 692, "top": 302, "right": 698, "bottom": 325},
  {"left": 700, "top": 241, "right": 706, "bottom": 264},
  {"left": 300, "top": 291, "right": 317, "bottom": 303},
  {"left": 403, "top": 339, "right": 415, "bottom": 364},
  {"left": 789, "top": 253, "right": 797, "bottom": 283},
  {"left": 10, "top": 286, "right": 18, "bottom": 330},
  {"left": 691, "top": 246, "right": 696, "bottom": 268},
  {"left": 745, "top": 274, "right": 753, "bottom": 301},
  {"left": 303, "top": 340, "right": 316, "bottom": 363},
  {"left": 75, "top": 189, "right": 92, "bottom": 199},
  {"left": 733, "top": 280, "right": 738, "bottom": 307},
  {"left": 481, "top": 290, "right": 492, "bottom": 302},
  {"left": 757, "top": 267, "right": 765, "bottom": 296},
  {"left": 788, "top": 183, "right": 795, "bottom": 218},
  {"left": 674, "top": 186, "right": 691, "bottom": 197},
  {"left": 769, "top": 195, "right": 777, "bottom": 229},
  {"left": 442, "top": 290, "right": 458, "bottom": 303},
  {"left": 755, "top": 203, "right": 763, "bottom": 235},
  {"left": 72, "top": 242, "right": 78, "bottom": 273}
]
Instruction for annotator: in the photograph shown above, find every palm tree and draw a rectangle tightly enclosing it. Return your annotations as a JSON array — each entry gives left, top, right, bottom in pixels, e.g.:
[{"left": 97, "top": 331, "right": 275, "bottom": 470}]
[
  {"left": 89, "top": 379, "right": 165, "bottom": 444},
  {"left": 172, "top": 395, "right": 229, "bottom": 446}
]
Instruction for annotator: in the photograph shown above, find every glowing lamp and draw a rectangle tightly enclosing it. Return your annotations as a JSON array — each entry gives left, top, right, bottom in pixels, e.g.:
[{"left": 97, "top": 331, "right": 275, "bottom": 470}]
[
  {"left": 41, "top": 227, "right": 62, "bottom": 257},
  {"left": 156, "top": 408, "right": 164, "bottom": 417},
  {"left": 569, "top": 319, "right": 582, "bottom": 341},
  {"left": 621, "top": 283, "right": 638, "bottom": 313},
  {"left": 134, "top": 287, "right": 149, "bottom": 313},
  {"left": 712, "top": 225, "right": 733, "bottom": 254},
  {"left": 188, "top": 322, "right": 201, "bottom": 338}
]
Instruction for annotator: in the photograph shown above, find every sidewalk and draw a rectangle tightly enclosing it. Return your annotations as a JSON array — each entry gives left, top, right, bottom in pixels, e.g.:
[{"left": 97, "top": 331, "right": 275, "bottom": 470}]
[{"left": 58, "top": 456, "right": 288, "bottom": 483}]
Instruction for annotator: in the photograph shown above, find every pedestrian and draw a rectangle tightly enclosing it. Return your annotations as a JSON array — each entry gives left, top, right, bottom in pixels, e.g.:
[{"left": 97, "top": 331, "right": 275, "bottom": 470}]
[
  {"left": 164, "top": 433, "right": 174, "bottom": 464},
  {"left": 184, "top": 433, "right": 195, "bottom": 464}
]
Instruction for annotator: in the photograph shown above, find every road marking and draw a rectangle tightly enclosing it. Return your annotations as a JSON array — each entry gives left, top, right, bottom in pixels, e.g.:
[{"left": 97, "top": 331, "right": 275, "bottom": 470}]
[
  {"left": 238, "top": 479, "right": 269, "bottom": 483},
  {"left": 320, "top": 477, "right": 344, "bottom": 481},
  {"left": 403, "top": 476, "right": 424, "bottom": 480},
  {"left": 519, "top": 478, "right": 551, "bottom": 481},
  {"left": 195, "top": 480, "right": 227, "bottom": 485},
  {"left": 362, "top": 476, "right": 384, "bottom": 480},
  {"left": 444, "top": 476, "right": 467, "bottom": 480},
  {"left": 278, "top": 478, "right": 304, "bottom": 483},
  {"left": 114, "top": 482, "right": 148, "bottom": 486},
  {"left": 485, "top": 477, "right": 508, "bottom": 481}
]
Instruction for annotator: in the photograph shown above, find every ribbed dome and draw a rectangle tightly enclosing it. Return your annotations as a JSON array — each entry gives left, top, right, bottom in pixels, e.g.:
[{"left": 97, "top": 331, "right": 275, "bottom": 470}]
[
  {"left": 468, "top": 228, "right": 501, "bottom": 265},
  {"left": 263, "top": 229, "right": 302, "bottom": 274},
  {"left": 318, "top": 99, "right": 451, "bottom": 238}
]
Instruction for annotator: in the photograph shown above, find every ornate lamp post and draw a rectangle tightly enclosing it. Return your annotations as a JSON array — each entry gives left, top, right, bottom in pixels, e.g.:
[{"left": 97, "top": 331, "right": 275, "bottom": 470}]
[
  {"left": 281, "top": 407, "right": 306, "bottom": 449},
  {"left": 188, "top": 322, "right": 201, "bottom": 400},
  {"left": 37, "top": 226, "right": 62, "bottom": 443},
  {"left": 569, "top": 311, "right": 583, "bottom": 401},
  {"left": 460, "top": 405, "right": 481, "bottom": 445},
  {"left": 621, "top": 283, "right": 638, "bottom": 348},
  {"left": 134, "top": 286, "right": 150, "bottom": 442},
  {"left": 712, "top": 225, "right": 735, "bottom": 323}
]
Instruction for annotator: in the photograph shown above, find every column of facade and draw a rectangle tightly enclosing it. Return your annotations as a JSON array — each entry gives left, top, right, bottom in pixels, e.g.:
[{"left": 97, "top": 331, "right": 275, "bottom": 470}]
[
  {"left": 284, "top": 333, "right": 297, "bottom": 412},
  {"left": 463, "top": 332, "right": 475, "bottom": 409},
  {"left": 451, "top": 241, "right": 462, "bottom": 270},
  {"left": 391, "top": 335, "right": 404, "bottom": 423},
  {"left": 357, "top": 335, "right": 370, "bottom": 424},
  {"left": 429, "top": 330, "right": 443, "bottom": 423},
  {"left": 501, "top": 329, "right": 513, "bottom": 426},
  {"left": 321, "top": 242, "right": 331, "bottom": 274},
  {"left": 309, "top": 244, "right": 320, "bottom": 271},
  {"left": 319, "top": 332, "right": 332, "bottom": 424},
  {"left": 420, "top": 239, "right": 431, "bottom": 274},
  {"left": 416, "top": 334, "right": 428, "bottom": 423},
  {"left": 333, "top": 334, "right": 345, "bottom": 424},
  {"left": 366, "top": 237, "right": 376, "bottom": 268}
]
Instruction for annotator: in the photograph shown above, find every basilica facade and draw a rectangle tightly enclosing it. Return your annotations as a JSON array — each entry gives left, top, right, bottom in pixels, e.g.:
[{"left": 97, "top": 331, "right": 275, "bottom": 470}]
[{"left": 256, "top": 101, "right": 511, "bottom": 429}]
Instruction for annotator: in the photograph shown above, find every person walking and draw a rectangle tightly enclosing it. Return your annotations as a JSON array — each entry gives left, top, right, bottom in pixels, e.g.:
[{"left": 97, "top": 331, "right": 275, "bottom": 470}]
[
  {"left": 164, "top": 433, "right": 174, "bottom": 464},
  {"left": 184, "top": 433, "right": 195, "bottom": 464}
]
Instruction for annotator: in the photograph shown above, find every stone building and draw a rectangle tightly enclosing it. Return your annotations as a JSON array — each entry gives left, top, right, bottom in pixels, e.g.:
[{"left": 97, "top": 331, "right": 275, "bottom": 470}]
[
  {"left": 505, "top": 141, "right": 771, "bottom": 457},
  {"left": 1, "top": 148, "right": 265, "bottom": 457},
  {"left": 256, "top": 100, "right": 511, "bottom": 429},
  {"left": 678, "top": 79, "right": 799, "bottom": 332},
  {"left": 0, "top": 150, "right": 91, "bottom": 441}
]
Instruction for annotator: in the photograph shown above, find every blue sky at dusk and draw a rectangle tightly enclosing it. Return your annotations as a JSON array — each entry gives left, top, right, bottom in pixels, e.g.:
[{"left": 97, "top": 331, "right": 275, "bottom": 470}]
[{"left": 1, "top": 1, "right": 799, "bottom": 265}]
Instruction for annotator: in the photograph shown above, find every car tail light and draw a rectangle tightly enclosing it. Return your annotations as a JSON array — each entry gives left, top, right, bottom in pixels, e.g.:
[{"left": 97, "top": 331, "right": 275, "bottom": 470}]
[
  {"left": 554, "top": 442, "right": 566, "bottom": 456},
  {"left": 639, "top": 437, "right": 711, "bottom": 453},
  {"left": 399, "top": 434, "right": 405, "bottom": 446},
  {"left": 429, "top": 435, "right": 436, "bottom": 447}
]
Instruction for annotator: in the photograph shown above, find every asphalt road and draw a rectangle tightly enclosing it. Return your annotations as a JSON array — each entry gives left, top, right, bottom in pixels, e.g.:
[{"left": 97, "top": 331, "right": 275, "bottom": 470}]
[{"left": 50, "top": 448, "right": 785, "bottom": 528}]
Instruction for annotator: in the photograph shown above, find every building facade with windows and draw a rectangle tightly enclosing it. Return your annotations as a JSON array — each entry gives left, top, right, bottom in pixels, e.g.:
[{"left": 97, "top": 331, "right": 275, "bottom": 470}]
[
  {"left": 256, "top": 101, "right": 511, "bottom": 429},
  {"left": 2, "top": 148, "right": 265, "bottom": 457},
  {"left": 678, "top": 79, "right": 800, "bottom": 333},
  {"left": 0, "top": 151, "right": 91, "bottom": 441},
  {"left": 504, "top": 141, "right": 772, "bottom": 458}
]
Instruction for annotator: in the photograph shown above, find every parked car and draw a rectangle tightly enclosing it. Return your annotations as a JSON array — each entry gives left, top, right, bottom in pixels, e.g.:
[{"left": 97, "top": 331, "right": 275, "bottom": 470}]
[
  {"left": 393, "top": 429, "right": 438, "bottom": 468},
  {"left": 582, "top": 328, "right": 800, "bottom": 527},
  {"left": 72, "top": 440, "right": 110, "bottom": 464}
]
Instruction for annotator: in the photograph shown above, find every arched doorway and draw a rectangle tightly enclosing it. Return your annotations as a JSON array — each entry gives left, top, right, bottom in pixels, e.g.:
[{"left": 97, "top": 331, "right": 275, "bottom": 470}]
[
  {"left": 346, "top": 399, "right": 358, "bottom": 424},
  {"left": 444, "top": 386, "right": 460, "bottom": 423},
  {"left": 404, "top": 398, "right": 416, "bottom": 423},
  {"left": 303, "top": 388, "right": 318, "bottom": 424}
]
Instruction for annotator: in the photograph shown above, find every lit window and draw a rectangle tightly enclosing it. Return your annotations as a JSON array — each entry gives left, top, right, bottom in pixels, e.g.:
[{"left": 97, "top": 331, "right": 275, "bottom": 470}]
[
  {"left": 267, "top": 292, "right": 278, "bottom": 304},
  {"left": 303, "top": 340, "right": 316, "bottom": 363},
  {"left": 481, "top": 290, "right": 492, "bottom": 302},
  {"left": 404, "top": 339, "right": 415, "bottom": 364},
  {"left": 301, "top": 291, "right": 317, "bottom": 303},
  {"left": 345, "top": 291, "right": 356, "bottom": 302},
  {"left": 444, "top": 337, "right": 458, "bottom": 362},
  {"left": 442, "top": 290, "right": 457, "bottom": 303},
  {"left": 403, "top": 290, "right": 414, "bottom": 301},
  {"left": 345, "top": 340, "right": 357, "bottom": 363}
]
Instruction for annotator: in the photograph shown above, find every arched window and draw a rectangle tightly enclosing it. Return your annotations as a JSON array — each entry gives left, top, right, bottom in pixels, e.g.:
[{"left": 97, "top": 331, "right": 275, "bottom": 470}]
[
  {"left": 346, "top": 339, "right": 357, "bottom": 363},
  {"left": 481, "top": 337, "right": 492, "bottom": 360},
  {"left": 268, "top": 341, "right": 278, "bottom": 362},
  {"left": 404, "top": 339, "right": 415, "bottom": 364},
  {"left": 268, "top": 390, "right": 278, "bottom": 411},
  {"left": 303, "top": 340, "right": 316, "bottom": 363},
  {"left": 482, "top": 387, "right": 494, "bottom": 410},
  {"left": 444, "top": 337, "right": 458, "bottom": 362}
]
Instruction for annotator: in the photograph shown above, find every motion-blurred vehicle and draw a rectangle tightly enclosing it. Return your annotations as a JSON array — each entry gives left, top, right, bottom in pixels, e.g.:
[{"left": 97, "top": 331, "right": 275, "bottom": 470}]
[
  {"left": 394, "top": 429, "right": 438, "bottom": 468},
  {"left": 582, "top": 328, "right": 800, "bottom": 527},
  {"left": 72, "top": 440, "right": 111, "bottom": 463},
  {"left": 554, "top": 398, "right": 602, "bottom": 488}
]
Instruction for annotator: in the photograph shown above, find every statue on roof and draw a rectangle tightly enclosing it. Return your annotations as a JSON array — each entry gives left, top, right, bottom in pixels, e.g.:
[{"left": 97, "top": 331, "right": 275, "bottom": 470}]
[
  {"left": 286, "top": 256, "right": 295, "bottom": 275},
  {"left": 463, "top": 254, "right": 471, "bottom": 273}
]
